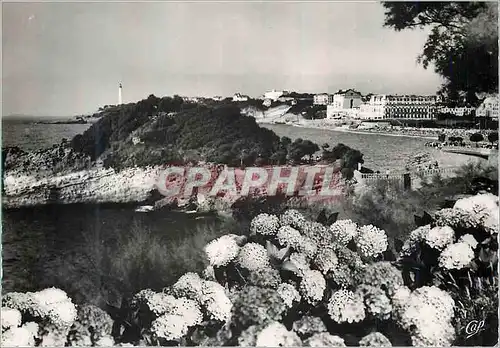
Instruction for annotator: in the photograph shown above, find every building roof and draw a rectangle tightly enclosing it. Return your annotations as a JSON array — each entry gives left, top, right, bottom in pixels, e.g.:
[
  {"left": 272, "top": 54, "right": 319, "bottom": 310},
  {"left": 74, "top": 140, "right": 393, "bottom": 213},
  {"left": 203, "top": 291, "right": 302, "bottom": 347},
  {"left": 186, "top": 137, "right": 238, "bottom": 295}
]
[{"left": 335, "top": 89, "right": 361, "bottom": 96}]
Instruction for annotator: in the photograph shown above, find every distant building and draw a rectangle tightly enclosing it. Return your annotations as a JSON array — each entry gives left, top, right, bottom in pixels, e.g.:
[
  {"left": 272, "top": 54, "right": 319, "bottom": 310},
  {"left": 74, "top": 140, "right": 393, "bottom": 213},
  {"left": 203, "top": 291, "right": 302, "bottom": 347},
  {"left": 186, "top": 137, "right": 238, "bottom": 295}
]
[
  {"left": 476, "top": 95, "right": 499, "bottom": 119},
  {"left": 212, "top": 96, "right": 223, "bottom": 101},
  {"left": 263, "top": 99, "right": 272, "bottom": 107},
  {"left": 182, "top": 96, "right": 203, "bottom": 103},
  {"left": 263, "top": 89, "right": 284, "bottom": 101},
  {"left": 358, "top": 95, "right": 438, "bottom": 120},
  {"left": 232, "top": 93, "right": 249, "bottom": 102},
  {"left": 277, "top": 96, "right": 295, "bottom": 103},
  {"left": 313, "top": 93, "right": 330, "bottom": 105},
  {"left": 326, "top": 89, "right": 362, "bottom": 119},
  {"left": 438, "top": 106, "right": 475, "bottom": 117}
]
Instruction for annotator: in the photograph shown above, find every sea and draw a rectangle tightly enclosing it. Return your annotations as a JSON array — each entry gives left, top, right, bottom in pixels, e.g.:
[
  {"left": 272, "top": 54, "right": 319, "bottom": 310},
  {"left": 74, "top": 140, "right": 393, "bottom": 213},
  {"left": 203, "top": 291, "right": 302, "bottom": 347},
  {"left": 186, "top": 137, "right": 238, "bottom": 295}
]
[{"left": 2, "top": 119, "right": 481, "bottom": 295}]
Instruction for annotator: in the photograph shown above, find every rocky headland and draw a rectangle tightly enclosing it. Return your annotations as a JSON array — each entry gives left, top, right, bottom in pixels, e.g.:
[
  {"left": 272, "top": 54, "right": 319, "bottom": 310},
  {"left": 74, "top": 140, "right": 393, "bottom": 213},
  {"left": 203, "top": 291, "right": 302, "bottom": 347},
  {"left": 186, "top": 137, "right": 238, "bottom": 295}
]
[{"left": 2, "top": 96, "right": 364, "bottom": 211}]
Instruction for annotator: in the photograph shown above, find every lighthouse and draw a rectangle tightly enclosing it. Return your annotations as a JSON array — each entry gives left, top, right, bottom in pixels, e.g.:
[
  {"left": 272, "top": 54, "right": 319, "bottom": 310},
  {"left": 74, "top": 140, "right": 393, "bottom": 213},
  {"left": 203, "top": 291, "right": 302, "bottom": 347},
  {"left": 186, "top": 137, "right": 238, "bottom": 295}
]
[{"left": 118, "top": 83, "right": 123, "bottom": 105}]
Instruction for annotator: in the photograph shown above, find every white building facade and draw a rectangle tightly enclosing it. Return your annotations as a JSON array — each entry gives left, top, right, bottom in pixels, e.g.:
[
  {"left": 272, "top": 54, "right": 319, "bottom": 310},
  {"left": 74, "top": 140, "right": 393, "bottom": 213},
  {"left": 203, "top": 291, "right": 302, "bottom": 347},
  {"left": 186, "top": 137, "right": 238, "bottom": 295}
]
[
  {"left": 263, "top": 89, "right": 284, "bottom": 101},
  {"left": 326, "top": 89, "right": 363, "bottom": 119},
  {"left": 232, "top": 93, "right": 249, "bottom": 102},
  {"left": 438, "top": 106, "right": 475, "bottom": 117},
  {"left": 358, "top": 95, "right": 438, "bottom": 120},
  {"left": 313, "top": 93, "right": 330, "bottom": 105},
  {"left": 476, "top": 96, "right": 499, "bottom": 119}
]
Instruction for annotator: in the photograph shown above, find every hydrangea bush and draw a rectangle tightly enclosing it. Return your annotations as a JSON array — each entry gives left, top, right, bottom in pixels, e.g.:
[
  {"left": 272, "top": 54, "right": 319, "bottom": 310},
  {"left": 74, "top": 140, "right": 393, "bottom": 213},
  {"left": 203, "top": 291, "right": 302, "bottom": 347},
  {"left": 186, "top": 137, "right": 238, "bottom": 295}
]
[{"left": 2, "top": 193, "right": 497, "bottom": 346}]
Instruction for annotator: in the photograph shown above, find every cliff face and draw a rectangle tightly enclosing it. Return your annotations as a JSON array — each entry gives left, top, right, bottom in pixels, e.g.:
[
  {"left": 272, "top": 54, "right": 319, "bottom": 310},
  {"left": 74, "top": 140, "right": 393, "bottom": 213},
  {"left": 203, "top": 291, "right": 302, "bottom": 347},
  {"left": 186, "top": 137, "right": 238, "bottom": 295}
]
[{"left": 3, "top": 166, "right": 160, "bottom": 209}]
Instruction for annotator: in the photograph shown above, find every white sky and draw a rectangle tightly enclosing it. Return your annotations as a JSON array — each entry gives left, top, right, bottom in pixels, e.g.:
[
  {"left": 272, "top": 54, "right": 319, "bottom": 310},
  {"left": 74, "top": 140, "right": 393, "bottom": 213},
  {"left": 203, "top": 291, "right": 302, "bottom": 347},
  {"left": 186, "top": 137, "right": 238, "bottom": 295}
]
[{"left": 3, "top": 1, "right": 443, "bottom": 116}]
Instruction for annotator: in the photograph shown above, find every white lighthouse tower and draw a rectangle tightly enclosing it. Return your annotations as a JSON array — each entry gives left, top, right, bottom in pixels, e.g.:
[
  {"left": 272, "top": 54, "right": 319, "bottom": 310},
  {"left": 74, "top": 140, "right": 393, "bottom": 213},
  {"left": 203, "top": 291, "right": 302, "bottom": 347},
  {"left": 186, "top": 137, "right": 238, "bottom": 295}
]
[{"left": 118, "top": 83, "right": 123, "bottom": 105}]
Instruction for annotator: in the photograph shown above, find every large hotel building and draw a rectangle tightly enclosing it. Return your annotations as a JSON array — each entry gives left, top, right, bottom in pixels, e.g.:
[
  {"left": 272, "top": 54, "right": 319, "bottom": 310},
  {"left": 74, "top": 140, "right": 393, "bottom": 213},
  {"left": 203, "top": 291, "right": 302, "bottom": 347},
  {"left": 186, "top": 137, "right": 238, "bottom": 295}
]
[{"left": 358, "top": 95, "right": 439, "bottom": 120}]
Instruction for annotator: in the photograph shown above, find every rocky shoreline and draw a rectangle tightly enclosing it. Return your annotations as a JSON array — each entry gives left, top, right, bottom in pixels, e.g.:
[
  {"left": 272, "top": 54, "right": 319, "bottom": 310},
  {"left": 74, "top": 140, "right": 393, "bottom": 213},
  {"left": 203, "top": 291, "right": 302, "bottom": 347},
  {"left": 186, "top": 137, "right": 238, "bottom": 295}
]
[{"left": 2, "top": 163, "right": 259, "bottom": 213}]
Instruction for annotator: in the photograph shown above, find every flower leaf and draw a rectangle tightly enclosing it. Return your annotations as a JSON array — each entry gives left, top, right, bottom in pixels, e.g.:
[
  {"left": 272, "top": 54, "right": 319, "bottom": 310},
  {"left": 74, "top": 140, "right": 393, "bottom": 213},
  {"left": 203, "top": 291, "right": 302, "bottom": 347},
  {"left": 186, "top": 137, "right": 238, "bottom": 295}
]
[
  {"left": 316, "top": 209, "right": 328, "bottom": 225},
  {"left": 281, "top": 261, "right": 300, "bottom": 273},
  {"left": 266, "top": 240, "right": 279, "bottom": 259},
  {"left": 326, "top": 212, "right": 339, "bottom": 225},
  {"left": 276, "top": 245, "right": 291, "bottom": 262}
]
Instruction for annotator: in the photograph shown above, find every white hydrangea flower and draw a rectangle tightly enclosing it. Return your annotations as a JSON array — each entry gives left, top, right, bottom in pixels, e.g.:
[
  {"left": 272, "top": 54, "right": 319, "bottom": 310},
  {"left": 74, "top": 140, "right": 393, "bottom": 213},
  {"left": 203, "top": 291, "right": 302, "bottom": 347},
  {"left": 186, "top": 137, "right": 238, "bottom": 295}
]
[
  {"left": 0, "top": 324, "right": 38, "bottom": 347},
  {"left": 292, "top": 316, "right": 327, "bottom": 337},
  {"left": 355, "top": 225, "right": 388, "bottom": 259},
  {"left": 411, "top": 320, "right": 455, "bottom": 347},
  {"left": 27, "top": 288, "right": 77, "bottom": 327},
  {"left": 400, "top": 225, "right": 431, "bottom": 257},
  {"left": 454, "top": 193, "right": 498, "bottom": 221},
  {"left": 439, "top": 242, "right": 475, "bottom": 270},
  {"left": 238, "top": 325, "right": 260, "bottom": 346},
  {"left": 302, "top": 221, "right": 330, "bottom": 247},
  {"left": 277, "top": 226, "right": 303, "bottom": 249},
  {"left": 32, "top": 288, "right": 69, "bottom": 307},
  {"left": 237, "top": 243, "right": 270, "bottom": 271},
  {"left": 397, "top": 285, "right": 455, "bottom": 345},
  {"left": 199, "top": 281, "right": 232, "bottom": 322},
  {"left": 434, "top": 208, "right": 482, "bottom": 230},
  {"left": 280, "top": 209, "right": 307, "bottom": 230},
  {"left": 46, "top": 300, "right": 78, "bottom": 327},
  {"left": 304, "top": 333, "right": 346, "bottom": 347},
  {"left": 204, "top": 234, "right": 241, "bottom": 267},
  {"left": 95, "top": 335, "right": 115, "bottom": 346},
  {"left": 391, "top": 286, "right": 411, "bottom": 317},
  {"left": 2, "top": 292, "right": 36, "bottom": 314},
  {"left": 313, "top": 247, "right": 338, "bottom": 274},
  {"left": 359, "top": 332, "right": 392, "bottom": 347},
  {"left": 361, "top": 287, "right": 392, "bottom": 320},
  {"left": 166, "top": 297, "right": 203, "bottom": 327},
  {"left": 22, "top": 322, "right": 39, "bottom": 338},
  {"left": 299, "top": 270, "right": 326, "bottom": 305},
  {"left": 1, "top": 307, "right": 22, "bottom": 330},
  {"left": 329, "top": 219, "right": 358, "bottom": 246},
  {"left": 297, "top": 236, "right": 318, "bottom": 259},
  {"left": 424, "top": 226, "right": 455, "bottom": 250},
  {"left": 483, "top": 210, "right": 499, "bottom": 235},
  {"left": 458, "top": 234, "right": 479, "bottom": 249},
  {"left": 151, "top": 314, "right": 189, "bottom": 341},
  {"left": 288, "top": 252, "right": 311, "bottom": 277},
  {"left": 171, "top": 272, "right": 204, "bottom": 301},
  {"left": 255, "top": 321, "right": 302, "bottom": 347},
  {"left": 327, "top": 289, "right": 366, "bottom": 323},
  {"left": 137, "top": 292, "right": 177, "bottom": 317},
  {"left": 277, "top": 283, "right": 301, "bottom": 308},
  {"left": 414, "top": 286, "right": 455, "bottom": 321},
  {"left": 250, "top": 213, "right": 280, "bottom": 236}
]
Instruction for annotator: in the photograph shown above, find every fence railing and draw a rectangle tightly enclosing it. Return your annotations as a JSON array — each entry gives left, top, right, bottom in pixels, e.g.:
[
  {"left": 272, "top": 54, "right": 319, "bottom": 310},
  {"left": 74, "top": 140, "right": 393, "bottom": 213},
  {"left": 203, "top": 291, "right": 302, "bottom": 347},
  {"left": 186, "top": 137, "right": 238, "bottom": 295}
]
[{"left": 359, "top": 166, "right": 458, "bottom": 180}]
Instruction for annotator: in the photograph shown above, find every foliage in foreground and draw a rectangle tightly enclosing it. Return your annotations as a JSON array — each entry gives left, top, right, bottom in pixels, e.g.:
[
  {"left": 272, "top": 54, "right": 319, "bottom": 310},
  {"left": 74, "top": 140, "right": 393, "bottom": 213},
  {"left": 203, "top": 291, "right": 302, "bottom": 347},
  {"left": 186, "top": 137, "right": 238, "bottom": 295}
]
[
  {"left": 382, "top": 2, "right": 498, "bottom": 103},
  {"left": 2, "top": 192, "right": 498, "bottom": 346},
  {"left": 37, "top": 218, "right": 242, "bottom": 309}
]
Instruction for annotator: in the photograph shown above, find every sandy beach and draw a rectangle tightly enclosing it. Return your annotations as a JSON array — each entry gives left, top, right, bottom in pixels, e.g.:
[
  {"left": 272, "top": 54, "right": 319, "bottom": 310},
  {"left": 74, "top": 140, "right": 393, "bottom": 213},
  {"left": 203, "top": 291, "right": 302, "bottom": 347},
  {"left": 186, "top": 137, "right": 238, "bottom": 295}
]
[
  {"left": 290, "top": 123, "right": 438, "bottom": 140},
  {"left": 257, "top": 115, "right": 495, "bottom": 142}
]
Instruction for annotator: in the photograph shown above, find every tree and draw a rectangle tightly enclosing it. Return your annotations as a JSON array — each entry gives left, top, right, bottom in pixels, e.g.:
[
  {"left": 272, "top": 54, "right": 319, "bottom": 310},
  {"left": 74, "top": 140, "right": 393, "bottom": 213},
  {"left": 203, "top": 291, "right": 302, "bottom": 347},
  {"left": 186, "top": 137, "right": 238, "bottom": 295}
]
[
  {"left": 487, "top": 132, "right": 498, "bottom": 144},
  {"left": 382, "top": 2, "right": 498, "bottom": 104},
  {"left": 470, "top": 133, "right": 484, "bottom": 147}
]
